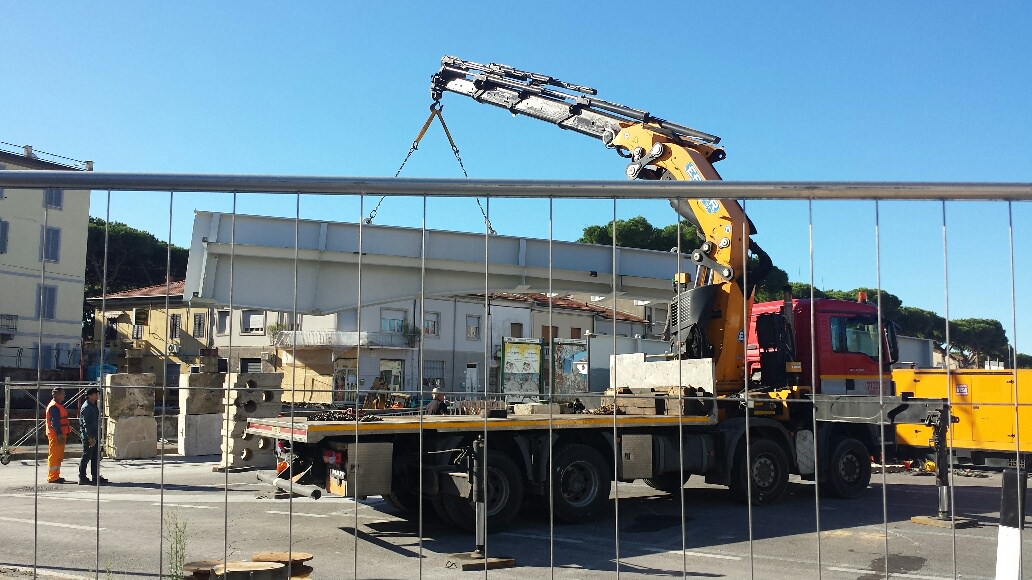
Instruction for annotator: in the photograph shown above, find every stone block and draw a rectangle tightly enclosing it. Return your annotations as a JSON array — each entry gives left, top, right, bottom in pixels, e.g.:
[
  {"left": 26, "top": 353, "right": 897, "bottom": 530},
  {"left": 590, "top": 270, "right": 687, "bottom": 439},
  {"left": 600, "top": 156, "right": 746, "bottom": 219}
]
[
  {"left": 104, "top": 374, "right": 156, "bottom": 418},
  {"left": 178, "top": 413, "right": 223, "bottom": 456},
  {"left": 105, "top": 416, "right": 157, "bottom": 459},
  {"left": 180, "top": 373, "right": 228, "bottom": 415}
]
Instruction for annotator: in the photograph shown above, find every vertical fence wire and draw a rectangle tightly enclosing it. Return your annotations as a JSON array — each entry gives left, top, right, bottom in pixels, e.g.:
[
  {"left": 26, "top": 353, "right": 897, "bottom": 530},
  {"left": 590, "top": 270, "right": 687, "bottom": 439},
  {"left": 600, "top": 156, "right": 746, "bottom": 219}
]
[
  {"left": 418, "top": 193, "right": 427, "bottom": 577},
  {"left": 609, "top": 197, "right": 621, "bottom": 578},
  {"left": 157, "top": 190, "right": 175, "bottom": 578},
  {"left": 675, "top": 200, "right": 688, "bottom": 578},
  {"left": 808, "top": 199, "right": 823, "bottom": 577},
  {"left": 354, "top": 193, "right": 364, "bottom": 579},
  {"left": 223, "top": 193, "right": 238, "bottom": 569},
  {"left": 482, "top": 195, "right": 491, "bottom": 578},
  {"left": 1006, "top": 200, "right": 1023, "bottom": 578},
  {"left": 31, "top": 199, "right": 49, "bottom": 574},
  {"left": 547, "top": 196, "right": 556, "bottom": 579},
  {"left": 940, "top": 200, "right": 960, "bottom": 578},
  {"left": 741, "top": 204, "right": 755, "bottom": 579},
  {"left": 875, "top": 201, "right": 891, "bottom": 578},
  {"left": 287, "top": 191, "right": 302, "bottom": 576},
  {"left": 96, "top": 191, "right": 112, "bottom": 577}
]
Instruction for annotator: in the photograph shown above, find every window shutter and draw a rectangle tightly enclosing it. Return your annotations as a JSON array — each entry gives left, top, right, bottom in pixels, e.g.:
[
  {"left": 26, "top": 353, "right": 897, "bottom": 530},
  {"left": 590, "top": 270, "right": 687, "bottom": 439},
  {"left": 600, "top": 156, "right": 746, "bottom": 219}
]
[{"left": 0, "top": 220, "right": 8, "bottom": 253}]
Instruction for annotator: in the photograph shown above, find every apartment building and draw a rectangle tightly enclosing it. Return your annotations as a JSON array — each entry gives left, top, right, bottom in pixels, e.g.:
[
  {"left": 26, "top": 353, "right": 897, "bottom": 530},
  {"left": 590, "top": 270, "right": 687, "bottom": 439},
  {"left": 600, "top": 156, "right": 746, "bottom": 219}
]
[{"left": 0, "top": 144, "right": 92, "bottom": 376}]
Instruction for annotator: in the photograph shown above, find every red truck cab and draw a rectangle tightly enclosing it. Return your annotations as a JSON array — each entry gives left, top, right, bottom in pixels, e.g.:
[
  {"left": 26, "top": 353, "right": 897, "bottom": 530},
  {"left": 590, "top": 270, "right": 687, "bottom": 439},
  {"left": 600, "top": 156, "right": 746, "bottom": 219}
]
[{"left": 747, "top": 298, "right": 899, "bottom": 396}]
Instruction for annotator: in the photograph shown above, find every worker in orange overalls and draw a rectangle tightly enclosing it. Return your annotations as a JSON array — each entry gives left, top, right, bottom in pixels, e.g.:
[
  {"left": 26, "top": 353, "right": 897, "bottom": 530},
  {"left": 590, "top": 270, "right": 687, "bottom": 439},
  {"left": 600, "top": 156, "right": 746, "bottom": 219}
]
[{"left": 45, "top": 386, "right": 71, "bottom": 483}]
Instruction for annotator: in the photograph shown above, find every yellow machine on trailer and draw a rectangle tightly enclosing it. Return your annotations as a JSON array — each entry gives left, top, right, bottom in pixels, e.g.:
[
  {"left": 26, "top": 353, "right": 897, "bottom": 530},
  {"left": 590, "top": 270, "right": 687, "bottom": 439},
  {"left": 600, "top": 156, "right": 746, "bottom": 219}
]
[{"left": 895, "top": 368, "right": 1030, "bottom": 468}]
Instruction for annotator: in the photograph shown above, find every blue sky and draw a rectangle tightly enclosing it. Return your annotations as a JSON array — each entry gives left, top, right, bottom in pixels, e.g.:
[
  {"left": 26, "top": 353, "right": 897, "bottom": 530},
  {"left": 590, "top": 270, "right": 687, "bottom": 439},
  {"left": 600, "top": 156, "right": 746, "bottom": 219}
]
[{"left": 3, "top": 2, "right": 1030, "bottom": 352}]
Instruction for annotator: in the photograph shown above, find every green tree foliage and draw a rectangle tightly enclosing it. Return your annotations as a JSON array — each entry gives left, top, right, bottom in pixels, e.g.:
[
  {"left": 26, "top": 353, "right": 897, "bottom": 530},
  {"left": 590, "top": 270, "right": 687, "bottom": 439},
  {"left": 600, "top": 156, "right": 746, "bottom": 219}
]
[
  {"left": 948, "top": 318, "right": 1009, "bottom": 368},
  {"left": 577, "top": 216, "right": 702, "bottom": 252},
  {"left": 576, "top": 216, "right": 1031, "bottom": 368},
  {"left": 85, "top": 217, "right": 188, "bottom": 296},
  {"left": 83, "top": 218, "right": 188, "bottom": 339}
]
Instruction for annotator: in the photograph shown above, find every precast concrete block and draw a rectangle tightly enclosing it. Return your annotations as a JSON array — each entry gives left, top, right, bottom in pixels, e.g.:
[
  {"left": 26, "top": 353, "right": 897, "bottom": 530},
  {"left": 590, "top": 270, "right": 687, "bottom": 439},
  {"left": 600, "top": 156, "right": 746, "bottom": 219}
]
[
  {"left": 104, "top": 416, "right": 158, "bottom": 459},
  {"left": 179, "top": 373, "right": 228, "bottom": 414},
  {"left": 230, "top": 372, "right": 283, "bottom": 390},
  {"left": 104, "top": 374, "right": 156, "bottom": 418},
  {"left": 178, "top": 413, "right": 223, "bottom": 456}
]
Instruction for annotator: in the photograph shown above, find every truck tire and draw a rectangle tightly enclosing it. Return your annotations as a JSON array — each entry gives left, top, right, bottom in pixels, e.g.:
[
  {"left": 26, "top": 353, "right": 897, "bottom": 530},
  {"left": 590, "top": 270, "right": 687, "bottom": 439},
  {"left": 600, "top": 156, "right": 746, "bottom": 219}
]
[
  {"left": 552, "top": 444, "right": 611, "bottom": 523},
  {"left": 442, "top": 450, "right": 524, "bottom": 532},
  {"left": 384, "top": 491, "right": 420, "bottom": 516},
  {"left": 643, "top": 473, "right": 690, "bottom": 494},
  {"left": 824, "top": 438, "right": 871, "bottom": 499},
  {"left": 730, "top": 439, "right": 789, "bottom": 505}
]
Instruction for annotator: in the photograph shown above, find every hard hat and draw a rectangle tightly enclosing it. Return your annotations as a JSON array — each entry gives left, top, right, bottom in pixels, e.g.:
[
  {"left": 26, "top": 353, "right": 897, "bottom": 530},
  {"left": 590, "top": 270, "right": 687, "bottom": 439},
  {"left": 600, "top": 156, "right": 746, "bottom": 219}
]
[{"left": 431, "top": 387, "right": 441, "bottom": 395}]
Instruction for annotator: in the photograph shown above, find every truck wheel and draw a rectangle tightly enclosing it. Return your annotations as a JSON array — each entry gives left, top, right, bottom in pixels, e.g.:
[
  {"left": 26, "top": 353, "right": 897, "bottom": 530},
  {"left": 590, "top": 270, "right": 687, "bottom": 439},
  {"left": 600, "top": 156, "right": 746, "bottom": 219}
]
[
  {"left": 552, "top": 444, "right": 611, "bottom": 523},
  {"left": 825, "top": 438, "right": 871, "bottom": 499},
  {"left": 644, "top": 473, "right": 690, "bottom": 494},
  {"left": 730, "top": 439, "right": 789, "bottom": 505},
  {"left": 443, "top": 450, "right": 524, "bottom": 532},
  {"left": 0, "top": 453, "right": 10, "bottom": 466},
  {"left": 384, "top": 491, "right": 420, "bottom": 516}
]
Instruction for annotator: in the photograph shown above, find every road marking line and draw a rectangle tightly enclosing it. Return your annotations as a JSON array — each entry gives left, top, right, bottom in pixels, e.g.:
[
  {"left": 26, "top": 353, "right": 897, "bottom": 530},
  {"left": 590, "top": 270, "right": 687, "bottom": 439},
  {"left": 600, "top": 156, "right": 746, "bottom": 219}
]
[
  {"left": 11, "top": 493, "right": 109, "bottom": 502},
  {"left": 499, "top": 531, "right": 586, "bottom": 544},
  {"left": 152, "top": 502, "right": 216, "bottom": 509},
  {"left": 266, "top": 510, "right": 329, "bottom": 518},
  {"left": 827, "top": 566, "right": 950, "bottom": 579},
  {"left": 0, "top": 516, "right": 105, "bottom": 531},
  {"left": 668, "top": 549, "right": 742, "bottom": 561}
]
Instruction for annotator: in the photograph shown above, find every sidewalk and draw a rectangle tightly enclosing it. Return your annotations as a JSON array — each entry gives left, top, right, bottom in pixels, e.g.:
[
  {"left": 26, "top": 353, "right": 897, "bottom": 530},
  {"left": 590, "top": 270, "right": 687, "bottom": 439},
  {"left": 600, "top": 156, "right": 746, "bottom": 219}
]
[{"left": 4, "top": 440, "right": 181, "bottom": 462}]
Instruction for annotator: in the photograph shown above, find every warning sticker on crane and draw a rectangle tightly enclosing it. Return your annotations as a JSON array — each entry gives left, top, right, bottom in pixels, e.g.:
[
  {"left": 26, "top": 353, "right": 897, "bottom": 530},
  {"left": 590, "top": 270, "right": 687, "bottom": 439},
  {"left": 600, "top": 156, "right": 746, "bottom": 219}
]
[
  {"left": 700, "top": 199, "right": 721, "bottom": 214},
  {"left": 685, "top": 162, "right": 705, "bottom": 181}
]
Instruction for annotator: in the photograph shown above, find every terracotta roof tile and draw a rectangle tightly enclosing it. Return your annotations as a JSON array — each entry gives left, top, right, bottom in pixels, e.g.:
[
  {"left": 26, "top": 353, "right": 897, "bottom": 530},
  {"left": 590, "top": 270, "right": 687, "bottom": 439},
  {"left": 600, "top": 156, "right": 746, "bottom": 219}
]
[{"left": 102, "top": 280, "right": 185, "bottom": 299}]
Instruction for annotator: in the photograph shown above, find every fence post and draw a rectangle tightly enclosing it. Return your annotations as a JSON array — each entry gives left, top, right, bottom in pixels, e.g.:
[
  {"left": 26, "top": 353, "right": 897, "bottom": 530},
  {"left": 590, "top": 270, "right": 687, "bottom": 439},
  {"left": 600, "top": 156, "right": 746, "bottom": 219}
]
[{"left": 2, "top": 377, "right": 10, "bottom": 456}]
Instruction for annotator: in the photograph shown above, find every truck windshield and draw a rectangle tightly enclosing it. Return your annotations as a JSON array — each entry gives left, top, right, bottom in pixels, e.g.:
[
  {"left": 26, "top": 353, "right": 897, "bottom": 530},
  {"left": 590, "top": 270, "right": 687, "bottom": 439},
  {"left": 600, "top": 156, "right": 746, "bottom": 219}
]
[{"left": 830, "top": 316, "right": 881, "bottom": 358}]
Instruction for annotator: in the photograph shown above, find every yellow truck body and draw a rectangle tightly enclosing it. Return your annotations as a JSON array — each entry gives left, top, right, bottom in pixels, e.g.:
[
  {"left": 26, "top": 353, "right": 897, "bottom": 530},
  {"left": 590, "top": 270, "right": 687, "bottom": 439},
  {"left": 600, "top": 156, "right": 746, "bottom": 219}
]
[{"left": 894, "top": 368, "right": 1031, "bottom": 467}]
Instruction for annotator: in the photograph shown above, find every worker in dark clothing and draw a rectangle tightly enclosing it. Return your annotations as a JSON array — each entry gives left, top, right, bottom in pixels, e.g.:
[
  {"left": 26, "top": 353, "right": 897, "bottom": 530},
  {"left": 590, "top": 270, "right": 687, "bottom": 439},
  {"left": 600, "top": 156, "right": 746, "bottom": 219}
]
[
  {"left": 78, "top": 387, "right": 106, "bottom": 485},
  {"left": 425, "top": 387, "right": 449, "bottom": 415}
]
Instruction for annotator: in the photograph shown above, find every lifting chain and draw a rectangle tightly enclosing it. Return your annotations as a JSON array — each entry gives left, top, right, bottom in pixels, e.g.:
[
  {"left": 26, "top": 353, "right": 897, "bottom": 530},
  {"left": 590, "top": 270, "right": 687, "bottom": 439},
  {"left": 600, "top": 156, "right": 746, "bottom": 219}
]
[{"left": 367, "top": 100, "right": 496, "bottom": 235}]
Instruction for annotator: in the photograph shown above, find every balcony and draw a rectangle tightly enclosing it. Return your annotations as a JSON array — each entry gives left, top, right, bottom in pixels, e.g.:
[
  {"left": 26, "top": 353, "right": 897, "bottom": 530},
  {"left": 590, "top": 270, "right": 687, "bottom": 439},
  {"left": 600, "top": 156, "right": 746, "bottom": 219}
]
[
  {"left": 0, "top": 314, "right": 17, "bottom": 332},
  {"left": 270, "top": 330, "right": 416, "bottom": 349}
]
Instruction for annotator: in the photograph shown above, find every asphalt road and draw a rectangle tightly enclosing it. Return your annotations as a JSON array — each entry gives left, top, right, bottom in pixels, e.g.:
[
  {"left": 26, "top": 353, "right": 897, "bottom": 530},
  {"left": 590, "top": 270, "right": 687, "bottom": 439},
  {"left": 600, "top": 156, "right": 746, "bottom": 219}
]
[{"left": 0, "top": 454, "right": 1027, "bottom": 579}]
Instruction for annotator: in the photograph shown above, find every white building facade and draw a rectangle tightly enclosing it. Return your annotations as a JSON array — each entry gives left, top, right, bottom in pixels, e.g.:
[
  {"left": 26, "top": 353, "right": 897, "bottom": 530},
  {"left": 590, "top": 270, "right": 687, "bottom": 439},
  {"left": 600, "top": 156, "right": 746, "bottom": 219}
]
[{"left": 0, "top": 145, "right": 92, "bottom": 375}]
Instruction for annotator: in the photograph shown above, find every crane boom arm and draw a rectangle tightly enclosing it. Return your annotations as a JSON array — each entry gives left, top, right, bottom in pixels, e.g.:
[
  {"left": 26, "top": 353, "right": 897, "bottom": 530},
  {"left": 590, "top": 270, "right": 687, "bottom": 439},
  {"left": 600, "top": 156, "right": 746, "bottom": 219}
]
[{"left": 431, "top": 56, "right": 769, "bottom": 391}]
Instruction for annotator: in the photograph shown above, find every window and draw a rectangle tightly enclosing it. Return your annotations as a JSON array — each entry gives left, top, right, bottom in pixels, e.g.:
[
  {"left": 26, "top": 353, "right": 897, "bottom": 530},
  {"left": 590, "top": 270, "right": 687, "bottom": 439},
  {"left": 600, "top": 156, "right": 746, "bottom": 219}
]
[
  {"left": 131, "top": 325, "right": 144, "bottom": 340},
  {"left": 134, "top": 308, "right": 149, "bottom": 326},
  {"left": 0, "top": 219, "right": 8, "bottom": 254},
  {"left": 541, "top": 325, "right": 559, "bottom": 340},
  {"left": 570, "top": 327, "right": 582, "bottom": 339},
  {"left": 509, "top": 323, "right": 523, "bottom": 338},
  {"left": 241, "top": 310, "right": 265, "bottom": 334},
  {"left": 466, "top": 315, "right": 481, "bottom": 340},
  {"left": 194, "top": 312, "right": 208, "bottom": 338},
  {"left": 40, "top": 343, "right": 56, "bottom": 370},
  {"left": 214, "top": 310, "right": 228, "bottom": 335},
  {"left": 36, "top": 285, "right": 57, "bottom": 320},
  {"left": 381, "top": 308, "right": 406, "bottom": 334},
  {"left": 240, "top": 358, "right": 263, "bottom": 373},
  {"left": 423, "top": 312, "right": 440, "bottom": 337},
  {"left": 830, "top": 316, "right": 881, "bottom": 358},
  {"left": 39, "top": 226, "right": 60, "bottom": 262},
  {"left": 169, "top": 314, "right": 181, "bottom": 339},
  {"left": 44, "top": 188, "right": 63, "bottom": 209},
  {"left": 423, "top": 360, "right": 446, "bottom": 389}
]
